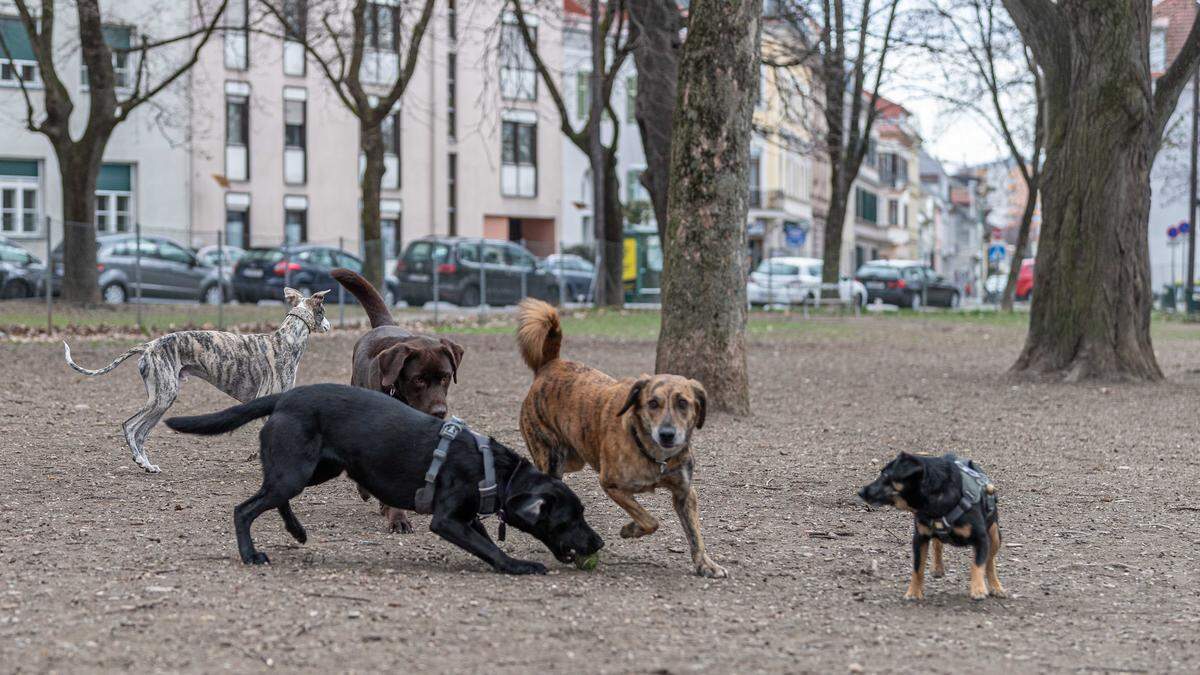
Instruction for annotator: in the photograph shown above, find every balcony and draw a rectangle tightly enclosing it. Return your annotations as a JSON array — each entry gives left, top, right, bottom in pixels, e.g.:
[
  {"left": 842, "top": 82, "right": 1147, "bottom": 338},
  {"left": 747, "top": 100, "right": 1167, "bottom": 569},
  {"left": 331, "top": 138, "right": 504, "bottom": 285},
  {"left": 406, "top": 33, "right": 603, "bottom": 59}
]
[{"left": 749, "top": 187, "right": 763, "bottom": 209}]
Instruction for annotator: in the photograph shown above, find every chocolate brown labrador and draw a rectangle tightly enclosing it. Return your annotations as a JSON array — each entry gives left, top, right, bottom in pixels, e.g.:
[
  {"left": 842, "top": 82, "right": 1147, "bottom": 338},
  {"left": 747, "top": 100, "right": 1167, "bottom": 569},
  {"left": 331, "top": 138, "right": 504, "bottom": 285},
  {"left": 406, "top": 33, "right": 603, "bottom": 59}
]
[{"left": 331, "top": 268, "right": 464, "bottom": 533}]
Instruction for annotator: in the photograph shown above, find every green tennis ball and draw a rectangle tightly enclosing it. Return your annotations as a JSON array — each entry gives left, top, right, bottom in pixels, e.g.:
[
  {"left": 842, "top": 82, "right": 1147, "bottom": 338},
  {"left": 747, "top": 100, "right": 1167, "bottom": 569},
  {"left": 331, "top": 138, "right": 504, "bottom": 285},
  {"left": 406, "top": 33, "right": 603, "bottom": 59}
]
[{"left": 574, "top": 552, "right": 600, "bottom": 571}]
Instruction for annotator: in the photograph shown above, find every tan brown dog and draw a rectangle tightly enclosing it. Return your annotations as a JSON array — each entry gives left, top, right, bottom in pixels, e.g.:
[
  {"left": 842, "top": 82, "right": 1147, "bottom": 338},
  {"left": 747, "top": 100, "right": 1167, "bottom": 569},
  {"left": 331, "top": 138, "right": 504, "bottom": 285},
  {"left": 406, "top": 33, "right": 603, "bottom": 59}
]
[
  {"left": 332, "top": 268, "right": 464, "bottom": 533},
  {"left": 515, "top": 299, "right": 727, "bottom": 578}
]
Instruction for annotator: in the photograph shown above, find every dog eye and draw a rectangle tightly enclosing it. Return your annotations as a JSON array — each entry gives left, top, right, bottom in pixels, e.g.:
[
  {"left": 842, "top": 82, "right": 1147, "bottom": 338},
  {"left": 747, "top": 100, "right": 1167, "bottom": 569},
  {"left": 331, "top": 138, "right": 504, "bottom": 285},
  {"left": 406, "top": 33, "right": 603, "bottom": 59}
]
[
  {"left": 647, "top": 399, "right": 660, "bottom": 410},
  {"left": 675, "top": 398, "right": 688, "bottom": 410}
]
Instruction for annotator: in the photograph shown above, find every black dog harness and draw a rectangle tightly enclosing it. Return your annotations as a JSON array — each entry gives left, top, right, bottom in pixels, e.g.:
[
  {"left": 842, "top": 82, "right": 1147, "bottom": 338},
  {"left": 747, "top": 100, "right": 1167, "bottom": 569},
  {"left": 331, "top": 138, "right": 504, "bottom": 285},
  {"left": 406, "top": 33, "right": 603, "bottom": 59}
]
[
  {"left": 919, "top": 459, "right": 996, "bottom": 539},
  {"left": 413, "top": 417, "right": 499, "bottom": 518}
]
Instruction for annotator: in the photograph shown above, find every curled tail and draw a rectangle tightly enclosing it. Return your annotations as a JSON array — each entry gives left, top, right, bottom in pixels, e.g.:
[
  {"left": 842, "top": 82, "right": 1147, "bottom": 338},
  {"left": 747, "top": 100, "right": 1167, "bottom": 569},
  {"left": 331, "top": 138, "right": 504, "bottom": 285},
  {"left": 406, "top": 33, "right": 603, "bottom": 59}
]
[
  {"left": 516, "top": 299, "right": 562, "bottom": 371},
  {"left": 331, "top": 268, "right": 396, "bottom": 328},
  {"left": 63, "top": 341, "right": 145, "bottom": 376},
  {"left": 165, "top": 394, "right": 281, "bottom": 435}
]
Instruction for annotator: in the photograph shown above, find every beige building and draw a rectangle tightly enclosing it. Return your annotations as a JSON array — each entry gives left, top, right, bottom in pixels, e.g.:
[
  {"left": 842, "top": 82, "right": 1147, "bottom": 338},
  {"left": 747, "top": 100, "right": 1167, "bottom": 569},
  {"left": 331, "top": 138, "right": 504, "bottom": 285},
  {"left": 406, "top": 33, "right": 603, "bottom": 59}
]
[{"left": 189, "top": 0, "right": 564, "bottom": 258}]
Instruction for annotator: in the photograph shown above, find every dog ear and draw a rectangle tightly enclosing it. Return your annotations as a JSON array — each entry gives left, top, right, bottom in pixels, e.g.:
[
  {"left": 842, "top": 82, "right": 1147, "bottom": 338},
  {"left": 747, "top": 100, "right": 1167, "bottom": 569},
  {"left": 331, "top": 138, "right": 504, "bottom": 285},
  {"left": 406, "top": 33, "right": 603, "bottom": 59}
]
[
  {"left": 283, "top": 287, "right": 303, "bottom": 307},
  {"left": 891, "top": 452, "right": 924, "bottom": 481},
  {"left": 688, "top": 379, "right": 707, "bottom": 429},
  {"left": 439, "top": 338, "right": 464, "bottom": 383},
  {"left": 377, "top": 344, "right": 415, "bottom": 389},
  {"left": 509, "top": 494, "right": 545, "bottom": 523},
  {"left": 309, "top": 289, "right": 330, "bottom": 304},
  {"left": 617, "top": 376, "right": 650, "bottom": 417}
]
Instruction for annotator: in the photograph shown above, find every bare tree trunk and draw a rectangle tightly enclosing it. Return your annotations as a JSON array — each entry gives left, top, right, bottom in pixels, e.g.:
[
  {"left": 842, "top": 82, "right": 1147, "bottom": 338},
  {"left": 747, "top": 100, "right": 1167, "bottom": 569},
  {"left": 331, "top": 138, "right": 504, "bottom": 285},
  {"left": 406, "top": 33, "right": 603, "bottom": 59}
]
[
  {"left": 822, "top": 183, "right": 850, "bottom": 280},
  {"left": 656, "top": 0, "right": 760, "bottom": 414},
  {"left": 628, "top": 0, "right": 683, "bottom": 239},
  {"left": 600, "top": 158, "right": 624, "bottom": 305},
  {"left": 999, "top": 182, "right": 1037, "bottom": 311},
  {"left": 58, "top": 148, "right": 105, "bottom": 303},
  {"left": 360, "top": 122, "right": 386, "bottom": 291}
]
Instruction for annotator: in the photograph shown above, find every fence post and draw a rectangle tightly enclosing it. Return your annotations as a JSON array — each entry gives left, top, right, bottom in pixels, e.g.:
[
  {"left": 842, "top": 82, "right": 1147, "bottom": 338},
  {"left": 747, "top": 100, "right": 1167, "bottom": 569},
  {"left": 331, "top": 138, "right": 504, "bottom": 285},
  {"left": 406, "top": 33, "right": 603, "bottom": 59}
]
[
  {"left": 135, "top": 222, "right": 143, "bottom": 333},
  {"left": 284, "top": 237, "right": 292, "bottom": 290},
  {"left": 338, "top": 236, "right": 346, "bottom": 329},
  {"left": 558, "top": 244, "right": 566, "bottom": 306},
  {"left": 432, "top": 255, "right": 440, "bottom": 324},
  {"left": 217, "top": 229, "right": 225, "bottom": 330},
  {"left": 478, "top": 239, "right": 487, "bottom": 315},
  {"left": 521, "top": 265, "right": 528, "bottom": 301},
  {"left": 44, "top": 216, "right": 52, "bottom": 335}
]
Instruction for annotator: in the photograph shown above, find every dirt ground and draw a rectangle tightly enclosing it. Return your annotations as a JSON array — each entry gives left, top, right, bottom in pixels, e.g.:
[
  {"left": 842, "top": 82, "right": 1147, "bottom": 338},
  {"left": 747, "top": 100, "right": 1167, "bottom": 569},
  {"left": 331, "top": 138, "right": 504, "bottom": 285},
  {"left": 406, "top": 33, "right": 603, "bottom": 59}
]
[{"left": 2, "top": 314, "right": 1200, "bottom": 673}]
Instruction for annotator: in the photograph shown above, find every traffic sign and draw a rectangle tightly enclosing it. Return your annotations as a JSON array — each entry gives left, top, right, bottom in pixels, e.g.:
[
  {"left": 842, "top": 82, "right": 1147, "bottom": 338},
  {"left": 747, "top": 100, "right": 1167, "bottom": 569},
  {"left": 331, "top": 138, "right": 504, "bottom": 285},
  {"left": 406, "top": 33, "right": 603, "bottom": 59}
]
[{"left": 988, "top": 244, "right": 1006, "bottom": 263}]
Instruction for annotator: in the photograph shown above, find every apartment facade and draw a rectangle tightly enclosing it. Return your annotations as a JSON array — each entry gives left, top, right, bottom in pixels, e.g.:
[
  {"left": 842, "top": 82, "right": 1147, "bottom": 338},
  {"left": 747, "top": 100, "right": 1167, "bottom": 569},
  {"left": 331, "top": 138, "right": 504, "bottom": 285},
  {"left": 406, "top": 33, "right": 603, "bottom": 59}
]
[{"left": 0, "top": 0, "right": 195, "bottom": 255}]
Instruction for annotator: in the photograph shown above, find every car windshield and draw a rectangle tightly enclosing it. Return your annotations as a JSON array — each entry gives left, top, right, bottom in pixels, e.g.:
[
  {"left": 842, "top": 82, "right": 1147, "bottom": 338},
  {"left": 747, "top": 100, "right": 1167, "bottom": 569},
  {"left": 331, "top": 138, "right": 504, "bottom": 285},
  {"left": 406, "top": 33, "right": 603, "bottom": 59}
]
[
  {"left": 242, "top": 249, "right": 286, "bottom": 264},
  {"left": 855, "top": 264, "right": 900, "bottom": 279},
  {"left": 755, "top": 261, "right": 801, "bottom": 276}
]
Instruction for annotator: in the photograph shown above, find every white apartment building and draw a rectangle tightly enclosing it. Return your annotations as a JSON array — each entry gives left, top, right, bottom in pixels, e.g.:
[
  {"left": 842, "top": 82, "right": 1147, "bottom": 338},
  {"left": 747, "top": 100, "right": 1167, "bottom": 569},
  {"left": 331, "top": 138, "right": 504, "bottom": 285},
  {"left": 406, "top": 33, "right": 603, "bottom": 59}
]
[{"left": 0, "top": 1, "right": 195, "bottom": 255}]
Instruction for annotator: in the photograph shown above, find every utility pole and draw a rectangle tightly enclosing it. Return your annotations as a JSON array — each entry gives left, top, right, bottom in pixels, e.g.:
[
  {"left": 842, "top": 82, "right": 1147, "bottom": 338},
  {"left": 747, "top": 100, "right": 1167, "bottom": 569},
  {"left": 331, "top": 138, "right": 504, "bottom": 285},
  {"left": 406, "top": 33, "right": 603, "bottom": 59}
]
[
  {"left": 1187, "top": 64, "right": 1198, "bottom": 315},
  {"left": 589, "top": 0, "right": 606, "bottom": 307}
]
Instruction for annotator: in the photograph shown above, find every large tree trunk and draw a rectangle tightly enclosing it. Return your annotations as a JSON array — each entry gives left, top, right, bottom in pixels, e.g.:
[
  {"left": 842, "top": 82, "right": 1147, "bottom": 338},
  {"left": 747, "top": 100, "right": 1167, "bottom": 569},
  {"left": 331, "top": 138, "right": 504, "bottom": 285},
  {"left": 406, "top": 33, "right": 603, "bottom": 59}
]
[
  {"left": 628, "top": 0, "right": 683, "bottom": 240},
  {"left": 822, "top": 178, "right": 850, "bottom": 284},
  {"left": 359, "top": 121, "right": 386, "bottom": 292},
  {"left": 57, "top": 146, "right": 105, "bottom": 304},
  {"left": 655, "top": 0, "right": 760, "bottom": 414},
  {"left": 598, "top": 157, "right": 624, "bottom": 306},
  {"left": 1007, "top": 3, "right": 1164, "bottom": 381},
  {"left": 999, "top": 180, "right": 1037, "bottom": 311}
]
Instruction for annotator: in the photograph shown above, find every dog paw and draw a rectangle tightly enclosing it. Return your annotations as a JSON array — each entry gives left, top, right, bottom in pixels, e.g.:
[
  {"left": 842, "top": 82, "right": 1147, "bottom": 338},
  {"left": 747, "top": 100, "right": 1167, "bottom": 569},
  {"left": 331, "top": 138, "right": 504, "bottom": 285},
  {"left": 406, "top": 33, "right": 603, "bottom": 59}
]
[
  {"left": 141, "top": 463, "right": 161, "bottom": 473},
  {"left": 696, "top": 559, "right": 728, "bottom": 579},
  {"left": 989, "top": 587, "right": 1007, "bottom": 599},
  {"left": 932, "top": 567, "right": 945, "bottom": 579},
  {"left": 970, "top": 590, "right": 988, "bottom": 601},
  {"left": 904, "top": 588, "right": 924, "bottom": 601},
  {"left": 500, "top": 559, "right": 547, "bottom": 575},
  {"left": 245, "top": 552, "right": 270, "bottom": 565},
  {"left": 620, "top": 521, "right": 657, "bottom": 539}
]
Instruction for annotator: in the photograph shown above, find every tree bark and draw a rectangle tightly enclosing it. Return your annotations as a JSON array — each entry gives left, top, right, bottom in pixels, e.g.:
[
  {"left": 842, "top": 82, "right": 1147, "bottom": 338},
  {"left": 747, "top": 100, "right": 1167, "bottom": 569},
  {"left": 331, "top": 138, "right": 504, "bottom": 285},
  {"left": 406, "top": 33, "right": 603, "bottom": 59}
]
[
  {"left": 599, "top": 156, "right": 624, "bottom": 305},
  {"left": 628, "top": 0, "right": 683, "bottom": 240},
  {"left": 360, "top": 121, "right": 386, "bottom": 291},
  {"left": 58, "top": 149, "right": 105, "bottom": 303},
  {"left": 655, "top": 0, "right": 760, "bottom": 415},
  {"left": 823, "top": 181, "right": 850, "bottom": 280},
  {"left": 1004, "top": 1, "right": 1173, "bottom": 381}
]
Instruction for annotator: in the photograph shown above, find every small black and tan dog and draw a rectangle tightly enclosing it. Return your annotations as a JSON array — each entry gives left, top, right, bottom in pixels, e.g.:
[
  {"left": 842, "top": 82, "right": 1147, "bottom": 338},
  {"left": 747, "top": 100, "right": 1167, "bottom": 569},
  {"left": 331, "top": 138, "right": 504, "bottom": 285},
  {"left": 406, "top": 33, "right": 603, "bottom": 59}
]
[{"left": 858, "top": 452, "right": 1005, "bottom": 601}]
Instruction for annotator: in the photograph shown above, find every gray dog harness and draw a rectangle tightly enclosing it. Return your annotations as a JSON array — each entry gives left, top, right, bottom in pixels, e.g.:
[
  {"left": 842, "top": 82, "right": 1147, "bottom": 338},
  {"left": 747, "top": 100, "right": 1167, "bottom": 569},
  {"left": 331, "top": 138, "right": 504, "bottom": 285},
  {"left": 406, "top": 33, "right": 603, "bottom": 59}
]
[
  {"left": 413, "top": 417, "right": 499, "bottom": 517},
  {"left": 920, "top": 459, "right": 996, "bottom": 538}
]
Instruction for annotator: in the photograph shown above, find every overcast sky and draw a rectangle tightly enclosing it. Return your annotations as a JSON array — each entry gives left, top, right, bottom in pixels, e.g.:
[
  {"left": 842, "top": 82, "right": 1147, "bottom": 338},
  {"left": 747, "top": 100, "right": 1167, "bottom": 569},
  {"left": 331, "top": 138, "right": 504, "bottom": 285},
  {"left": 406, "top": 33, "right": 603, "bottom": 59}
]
[{"left": 904, "top": 96, "right": 1008, "bottom": 169}]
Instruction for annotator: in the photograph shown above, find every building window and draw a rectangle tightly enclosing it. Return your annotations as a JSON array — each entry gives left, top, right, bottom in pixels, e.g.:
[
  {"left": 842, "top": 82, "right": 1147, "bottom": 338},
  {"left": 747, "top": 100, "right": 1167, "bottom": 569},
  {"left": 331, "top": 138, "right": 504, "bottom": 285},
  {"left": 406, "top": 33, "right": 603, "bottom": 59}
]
[
  {"left": 0, "top": 159, "right": 39, "bottom": 235},
  {"left": 748, "top": 154, "right": 762, "bottom": 208},
  {"left": 225, "top": 88, "right": 250, "bottom": 181},
  {"left": 81, "top": 25, "right": 132, "bottom": 90},
  {"left": 448, "top": 52, "right": 457, "bottom": 140},
  {"left": 285, "top": 207, "right": 307, "bottom": 244},
  {"left": 1151, "top": 27, "right": 1167, "bottom": 73},
  {"left": 500, "top": 17, "right": 537, "bottom": 101},
  {"left": 282, "top": 0, "right": 307, "bottom": 75},
  {"left": 284, "top": 94, "right": 307, "bottom": 185},
  {"left": 575, "top": 71, "right": 590, "bottom": 121},
  {"left": 225, "top": 0, "right": 249, "bottom": 70},
  {"left": 855, "top": 187, "right": 878, "bottom": 224},
  {"left": 382, "top": 215, "right": 401, "bottom": 258},
  {"left": 448, "top": 0, "right": 457, "bottom": 42},
  {"left": 448, "top": 152, "right": 458, "bottom": 235},
  {"left": 94, "top": 164, "right": 132, "bottom": 233},
  {"left": 626, "top": 168, "right": 648, "bottom": 204},
  {"left": 887, "top": 199, "right": 898, "bottom": 226},
  {"left": 381, "top": 109, "right": 401, "bottom": 190},
  {"left": 0, "top": 18, "right": 41, "bottom": 88},
  {"left": 225, "top": 208, "right": 249, "bottom": 248},
  {"left": 501, "top": 118, "right": 537, "bottom": 197},
  {"left": 367, "top": 1, "right": 400, "bottom": 51},
  {"left": 625, "top": 75, "right": 636, "bottom": 121}
]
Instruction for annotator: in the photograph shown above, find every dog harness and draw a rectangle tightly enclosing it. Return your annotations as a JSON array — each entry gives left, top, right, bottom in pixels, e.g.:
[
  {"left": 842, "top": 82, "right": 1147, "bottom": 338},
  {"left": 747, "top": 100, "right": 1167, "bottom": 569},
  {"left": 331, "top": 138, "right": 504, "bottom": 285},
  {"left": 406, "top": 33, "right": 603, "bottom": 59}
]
[
  {"left": 413, "top": 417, "right": 500, "bottom": 519},
  {"left": 919, "top": 458, "right": 996, "bottom": 539}
]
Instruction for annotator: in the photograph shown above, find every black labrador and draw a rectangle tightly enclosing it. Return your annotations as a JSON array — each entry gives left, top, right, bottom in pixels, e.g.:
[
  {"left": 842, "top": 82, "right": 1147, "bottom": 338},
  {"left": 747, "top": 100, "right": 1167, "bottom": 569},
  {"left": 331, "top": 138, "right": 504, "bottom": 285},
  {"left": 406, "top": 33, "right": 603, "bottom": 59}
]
[{"left": 165, "top": 383, "right": 603, "bottom": 574}]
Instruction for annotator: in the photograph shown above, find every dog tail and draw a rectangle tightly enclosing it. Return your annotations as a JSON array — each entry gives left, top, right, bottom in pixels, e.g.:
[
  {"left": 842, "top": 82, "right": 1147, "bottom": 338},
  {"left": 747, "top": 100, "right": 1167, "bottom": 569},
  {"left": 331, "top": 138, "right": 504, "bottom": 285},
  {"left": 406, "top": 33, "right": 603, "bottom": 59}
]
[
  {"left": 331, "top": 267, "right": 396, "bottom": 328},
  {"left": 63, "top": 341, "right": 145, "bottom": 376},
  {"left": 516, "top": 298, "right": 562, "bottom": 371},
  {"left": 164, "top": 394, "right": 281, "bottom": 436}
]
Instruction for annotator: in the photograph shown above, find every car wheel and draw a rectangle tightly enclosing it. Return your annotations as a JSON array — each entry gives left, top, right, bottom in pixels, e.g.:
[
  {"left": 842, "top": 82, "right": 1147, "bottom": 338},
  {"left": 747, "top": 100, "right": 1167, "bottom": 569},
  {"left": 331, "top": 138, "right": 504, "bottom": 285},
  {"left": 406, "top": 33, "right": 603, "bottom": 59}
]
[
  {"left": 909, "top": 293, "right": 922, "bottom": 310},
  {"left": 102, "top": 283, "right": 127, "bottom": 305},
  {"left": 950, "top": 292, "right": 961, "bottom": 309},
  {"left": 202, "top": 284, "right": 224, "bottom": 305},
  {"left": 460, "top": 285, "right": 480, "bottom": 307},
  {"left": 857, "top": 291, "right": 867, "bottom": 308},
  {"left": 1, "top": 280, "right": 29, "bottom": 299}
]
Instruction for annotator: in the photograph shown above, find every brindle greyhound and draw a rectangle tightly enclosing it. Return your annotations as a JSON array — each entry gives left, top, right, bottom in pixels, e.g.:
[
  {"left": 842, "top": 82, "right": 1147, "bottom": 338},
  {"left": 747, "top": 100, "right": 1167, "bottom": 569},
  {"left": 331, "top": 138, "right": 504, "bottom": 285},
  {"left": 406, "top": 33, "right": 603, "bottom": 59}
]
[{"left": 63, "top": 288, "right": 330, "bottom": 473}]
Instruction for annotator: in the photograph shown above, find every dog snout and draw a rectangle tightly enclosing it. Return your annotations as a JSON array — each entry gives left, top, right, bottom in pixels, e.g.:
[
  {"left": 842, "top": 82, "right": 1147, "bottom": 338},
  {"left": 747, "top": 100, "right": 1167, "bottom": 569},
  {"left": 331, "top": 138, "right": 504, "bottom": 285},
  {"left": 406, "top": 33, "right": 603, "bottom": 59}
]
[
  {"left": 657, "top": 426, "right": 677, "bottom": 447},
  {"left": 857, "top": 486, "right": 870, "bottom": 501},
  {"left": 429, "top": 404, "right": 448, "bottom": 419}
]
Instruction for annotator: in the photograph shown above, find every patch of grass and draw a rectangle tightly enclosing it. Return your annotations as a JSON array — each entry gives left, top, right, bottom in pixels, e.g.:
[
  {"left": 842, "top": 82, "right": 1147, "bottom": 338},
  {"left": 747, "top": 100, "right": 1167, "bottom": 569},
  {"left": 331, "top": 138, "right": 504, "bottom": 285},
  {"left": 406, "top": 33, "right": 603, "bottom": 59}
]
[{"left": 0, "top": 299, "right": 379, "bottom": 334}]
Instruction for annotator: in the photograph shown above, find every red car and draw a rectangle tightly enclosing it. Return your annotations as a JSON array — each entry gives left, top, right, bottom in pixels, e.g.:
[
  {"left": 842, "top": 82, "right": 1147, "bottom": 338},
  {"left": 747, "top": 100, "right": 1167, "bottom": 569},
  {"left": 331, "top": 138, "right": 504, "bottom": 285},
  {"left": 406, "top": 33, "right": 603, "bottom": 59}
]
[{"left": 1015, "top": 258, "right": 1034, "bottom": 301}]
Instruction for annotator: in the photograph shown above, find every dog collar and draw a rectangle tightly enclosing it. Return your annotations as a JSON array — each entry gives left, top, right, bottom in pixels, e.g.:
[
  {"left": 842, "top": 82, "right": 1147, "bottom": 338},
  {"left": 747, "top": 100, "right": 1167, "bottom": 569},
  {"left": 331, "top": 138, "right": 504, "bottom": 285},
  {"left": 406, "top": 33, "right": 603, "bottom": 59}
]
[
  {"left": 286, "top": 307, "right": 317, "bottom": 332},
  {"left": 630, "top": 425, "right": 671, "bottom": 476}
]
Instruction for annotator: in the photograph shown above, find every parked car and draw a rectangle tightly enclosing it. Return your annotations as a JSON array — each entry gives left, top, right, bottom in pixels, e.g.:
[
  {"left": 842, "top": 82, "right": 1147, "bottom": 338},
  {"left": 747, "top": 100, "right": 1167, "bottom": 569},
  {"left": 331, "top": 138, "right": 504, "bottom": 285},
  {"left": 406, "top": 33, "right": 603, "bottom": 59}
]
[
  {"left": 1015, "top": 258, "right": 1034, "bottom": 301},
  {"left": 233, "top": 244, "right": 368, "bottom": 305},
  {"left": 542, "top": 253, "right": 595, "bottom": 303},
  {"left": 51, "top": 234, "right": 223, "bottom": 304},
  {"left": 854, "top": 260, "right": 961, "bottom": 309},
  {"left": 195, "top": 244, "right": 245, "bottom": 270},
  {"left": 0, "top": 237, "right": 45, "bottom": 299},
  {"left": 395, "top": 237, "right": 558, "bottom": 307},
  {"left": 747, "top": 256, "right": 867, "bottom": 307}
]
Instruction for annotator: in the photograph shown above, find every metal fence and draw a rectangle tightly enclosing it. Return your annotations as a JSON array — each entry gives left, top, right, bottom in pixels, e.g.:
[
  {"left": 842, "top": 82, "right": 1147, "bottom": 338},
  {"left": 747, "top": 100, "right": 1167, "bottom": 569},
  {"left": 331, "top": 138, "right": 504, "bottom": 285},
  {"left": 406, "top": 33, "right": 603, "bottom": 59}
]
[{"left": 2, "top": 217, "right": 606, "bottom": 333}]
